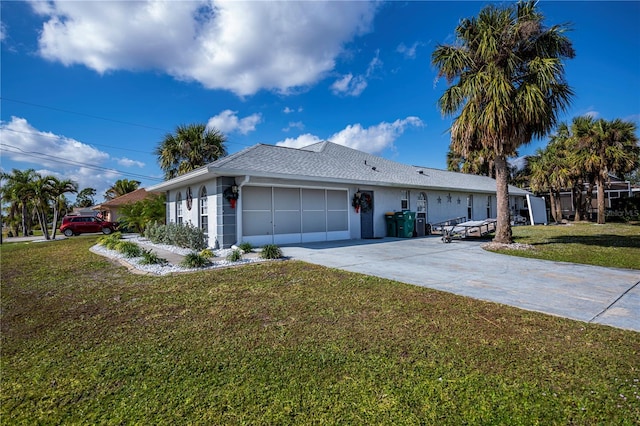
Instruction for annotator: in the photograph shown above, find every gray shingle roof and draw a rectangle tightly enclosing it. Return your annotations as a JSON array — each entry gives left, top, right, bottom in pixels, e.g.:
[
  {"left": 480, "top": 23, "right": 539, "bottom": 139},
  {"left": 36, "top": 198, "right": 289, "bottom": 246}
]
[
  {"left": 150, "top": 141, "right": 529, "bottom": 195},
  {"left": 205, "top": 141, "right": 529, "bottom": 195}
]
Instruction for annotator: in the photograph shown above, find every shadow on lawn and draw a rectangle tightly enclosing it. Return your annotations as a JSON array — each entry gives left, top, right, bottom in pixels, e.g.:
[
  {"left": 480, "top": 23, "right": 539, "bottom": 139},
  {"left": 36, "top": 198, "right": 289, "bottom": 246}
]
[{"left": 533, "top": 234, "right": 640, "bottom": 249}]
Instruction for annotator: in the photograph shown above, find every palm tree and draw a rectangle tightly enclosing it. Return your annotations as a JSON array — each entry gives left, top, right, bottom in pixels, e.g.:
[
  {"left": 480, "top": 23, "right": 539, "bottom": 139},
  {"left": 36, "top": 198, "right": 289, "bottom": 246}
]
[
  {"left": 571, "top": 117, "right": 639, "bottom": 224},
  {"left": 30, "top": 174, "right": 56, "bottom": 240},
  {"left": 75, "top": 187, "right": 97, "bottom": 208},
  {"left": 529, "top": 123, "right": 576, "bottom": 222},
  {"left": 104, "top": 179, "right": 140, "bottom": 201},
  {"left": 49, "top": 177, "right": 78, "bottom": 239},
  {"left": 155, "top": 123, "right": 227, "bottom": 180},
  {"left": 1, "top": 169, "right": 39, "bottom": 236},
  {"left": 432, "top": 1, "right": 574, "bottom": 243}
]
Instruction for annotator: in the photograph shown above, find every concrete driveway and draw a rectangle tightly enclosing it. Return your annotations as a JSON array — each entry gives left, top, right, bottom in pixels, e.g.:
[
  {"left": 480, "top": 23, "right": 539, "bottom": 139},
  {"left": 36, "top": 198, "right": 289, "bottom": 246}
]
[{"left": 282, "top": 237, "right": 640, "bottom": 332}]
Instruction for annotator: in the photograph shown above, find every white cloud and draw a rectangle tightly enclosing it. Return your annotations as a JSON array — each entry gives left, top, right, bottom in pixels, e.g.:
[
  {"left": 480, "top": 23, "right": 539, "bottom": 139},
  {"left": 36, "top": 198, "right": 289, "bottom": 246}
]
[
  {"left": 276, "top": 117, "right": 424, "bottom": 154},
  {"left": 331, "top": 73, "right": 367, "bottom": 96},
  {"left": 207, "top": 110, "right": 262, "bottom": 135},
  {"left": 276, "top": 133, "right": 322, "bottom": 149},
  {"left": 584, "top": 110, "right": 600, "bottom": 118},
  {"left": 396, "top": 42, "right": 423, "bottom": 59},
  {"left": 32, "top": 1, "right": 378, "bottom": 96},
  {"left": 0, "top": 117, "right": 120, "bottom": 197},
  {"left": 283, "top": 106, "right": 303, "bottom": 114},
  {"left": 282, "top": 121, "right": 305, "bottom": 132},
  {"left": 1, "top": 116, "right": 109, "bottom": 167},
  {"left": 331, "top": 50, "right": 381, "bottom": 97},
  {"left": 117, "top": 157, "right": 145, "bottom": 168}
]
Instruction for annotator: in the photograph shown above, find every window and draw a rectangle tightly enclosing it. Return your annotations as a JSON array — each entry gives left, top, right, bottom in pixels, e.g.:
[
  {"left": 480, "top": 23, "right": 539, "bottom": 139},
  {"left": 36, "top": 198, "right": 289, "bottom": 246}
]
[
  {"left": 417, "top": 192, "right": 427, "bottom": 213},
  {"left": 176, "top": 192, "right": 183, "bottom": 225},
  {"left": 401, "top": 190, "right": 409, "bottom": 210},
  {"left": 199, "top": 186, "right": 208, "bottom": 234}
]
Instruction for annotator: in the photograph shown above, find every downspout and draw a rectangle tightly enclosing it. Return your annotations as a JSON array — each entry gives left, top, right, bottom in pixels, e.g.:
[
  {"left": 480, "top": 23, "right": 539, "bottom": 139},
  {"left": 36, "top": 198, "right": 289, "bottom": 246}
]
[{"left": 235, "top": 176, "right": 250, "bottom": 246}]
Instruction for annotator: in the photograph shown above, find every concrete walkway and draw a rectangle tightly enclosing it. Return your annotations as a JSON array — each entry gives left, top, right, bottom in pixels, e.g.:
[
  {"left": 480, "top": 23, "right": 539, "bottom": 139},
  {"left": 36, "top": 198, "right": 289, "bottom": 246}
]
[{"left": 282, "top": 237, "right": 640, "bottom": 332}]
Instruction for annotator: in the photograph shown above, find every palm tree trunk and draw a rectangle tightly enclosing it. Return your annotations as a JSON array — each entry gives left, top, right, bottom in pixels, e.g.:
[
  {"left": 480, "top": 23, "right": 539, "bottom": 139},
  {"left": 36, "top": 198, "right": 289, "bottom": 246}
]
[
  {"left": 548, "top": 191, "right": 557, "bottom": 222},
  {"left": 553, "top": 190, "right": 563, "bottom": 223},
  {"left": 572, "top": 183, "right": 583, "bottom": 221},
  {"left": 51, "top": 205, "right": 59, "bottom": 239},
  {"left": 493, "top": 155, "right": 513, "bottom": 244},
  {"left": 596, "top": 176, "right": 606, "bottom": 224},
  {"left": 21, "top": 203, "right": 29, "bottom": 236}
]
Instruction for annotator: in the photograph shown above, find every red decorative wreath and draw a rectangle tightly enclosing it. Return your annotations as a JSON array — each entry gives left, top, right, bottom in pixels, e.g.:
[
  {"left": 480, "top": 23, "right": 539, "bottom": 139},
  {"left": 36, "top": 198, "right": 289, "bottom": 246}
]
[{"left": 352, "top": 192, "right": 372, "bottom": 213}]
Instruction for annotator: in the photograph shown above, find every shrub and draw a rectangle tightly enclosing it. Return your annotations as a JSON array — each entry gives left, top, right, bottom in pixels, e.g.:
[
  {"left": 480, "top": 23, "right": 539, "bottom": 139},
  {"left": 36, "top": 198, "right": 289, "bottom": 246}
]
[
  {"left": 139, "top": 249, "right": 167, "bottom": 265},
  {"left": 144, "top": 222, "right": 207, "bottom": 251},
  {"left": 238, "top": 242, "right": 253, "bottom": 253},
  {"left": 260, "top": 244, "right": 283, "bottom": 259},
  {"left": 181, "top": 252, "right": 209, "bottom": 268},
  {"left": 227, "top": 249, "right": 243, "bottom": 262},
  {"left": 199, "top": 248, "right": 215, "bottom": 259},
  {"left": 98, "top": 232, "right": 122, "bottom": 250},
  {"left": 115, "top": 241, "right": 142, "bottom": 258}
]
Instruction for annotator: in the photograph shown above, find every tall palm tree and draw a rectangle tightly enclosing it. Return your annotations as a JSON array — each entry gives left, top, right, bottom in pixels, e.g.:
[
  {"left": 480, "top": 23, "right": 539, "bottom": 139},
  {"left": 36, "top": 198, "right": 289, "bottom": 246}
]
[
  {"left": 155, "top": 123, "right": 227, "bottom": 180},
  {"left": 571, "top": 117, "right": 639, "bottom": 224},
  {"left": 104, "top": 179, "right": 140, "bottom": 201},
  {"left": 30, "top": 174, "right": 56, "bottom": 240},
  {"left": 49, "top": 177, "right": 78, "bottom": 239},
  {"left": 432, "top": 1, "right": 574, "bottom": 243}
]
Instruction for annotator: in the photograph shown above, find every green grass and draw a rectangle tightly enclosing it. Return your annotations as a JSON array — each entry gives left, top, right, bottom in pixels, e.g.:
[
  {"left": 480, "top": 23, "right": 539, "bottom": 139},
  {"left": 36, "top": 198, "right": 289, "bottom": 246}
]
[
  {"left": 486, "top": 222, "right": 640, "bottom": 269},
  {"left": 1, "top": 236, "right": 639, "bottom": 424}
]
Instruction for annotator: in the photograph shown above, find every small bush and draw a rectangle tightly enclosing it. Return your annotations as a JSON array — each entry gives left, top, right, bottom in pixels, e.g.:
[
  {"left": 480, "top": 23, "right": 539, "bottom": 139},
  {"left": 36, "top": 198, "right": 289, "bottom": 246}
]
[
  {"left": 139, "top": 249, "right": 167, "bottom": 265},
  {"left": 98, "top": 232, "right": 122, "bottom": 250},
  {"left": 144, "top": 222, "right": 207, "bottom": 251},
  {"left": 260, "top": 244, "right": 283, "bottom": 259},
  {"left": 199, "top": 248, "right": 215, "bottom": 259},
  {"left": 238, "top": 242, "right": 253, "bottom": 253},
  {"left": 115, "top": 241, "right": 142, "bottom": 258},
  {"left": 181, "top": 252, "right": 209, "bottom": 268},
  {"left": 227, "top": 249, "right": 243, "bottom": 262}
]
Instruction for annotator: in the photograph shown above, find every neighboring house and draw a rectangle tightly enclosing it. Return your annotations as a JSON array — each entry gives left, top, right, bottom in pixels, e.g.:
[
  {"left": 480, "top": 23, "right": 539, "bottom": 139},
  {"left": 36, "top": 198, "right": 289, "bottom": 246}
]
[
  {"left": 147, "top": 141, "right": 530, "bottom": 248},
  {"left": 70, "top": 207, "right": 99, "bottom": 217},
  {"left": 92, "top": 188, "right": 160, "bottom": 222},
  {"left": 557, "top": 175, "right": 634, "bottom": 220}
]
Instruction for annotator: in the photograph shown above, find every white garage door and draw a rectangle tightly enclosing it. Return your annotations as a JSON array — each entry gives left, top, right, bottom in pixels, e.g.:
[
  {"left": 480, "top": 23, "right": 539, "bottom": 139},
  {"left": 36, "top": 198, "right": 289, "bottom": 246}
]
[{"left": 241, "top": 186, "right": 349, "bottom": 246}]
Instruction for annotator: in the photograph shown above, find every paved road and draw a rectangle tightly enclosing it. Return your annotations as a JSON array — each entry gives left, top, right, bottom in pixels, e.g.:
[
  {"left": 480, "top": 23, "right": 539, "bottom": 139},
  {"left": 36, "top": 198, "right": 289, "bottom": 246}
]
[{"left": 282, "top": 237, "right": 640, "bottom": 332}]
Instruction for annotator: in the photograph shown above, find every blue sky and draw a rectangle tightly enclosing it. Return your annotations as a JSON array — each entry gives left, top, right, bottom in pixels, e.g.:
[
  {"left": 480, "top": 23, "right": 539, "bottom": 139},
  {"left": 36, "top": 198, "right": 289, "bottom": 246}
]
[{"left": 2, "top": 1, "right": 639, "bottom": 201}]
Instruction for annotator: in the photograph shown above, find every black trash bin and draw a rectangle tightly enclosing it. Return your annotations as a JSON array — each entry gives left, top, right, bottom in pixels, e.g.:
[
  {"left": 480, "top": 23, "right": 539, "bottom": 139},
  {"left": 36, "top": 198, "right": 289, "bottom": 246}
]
[{"left": 385, "top": 213, "right": 397, "bottom": 237}]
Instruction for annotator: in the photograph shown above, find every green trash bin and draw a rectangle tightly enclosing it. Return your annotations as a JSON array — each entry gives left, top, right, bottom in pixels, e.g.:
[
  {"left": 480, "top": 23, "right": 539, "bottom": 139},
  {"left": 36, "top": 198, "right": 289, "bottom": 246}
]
[
  {"left": 385, "top": 213, "right": 397, "bottom": 237},
  {"left": 395, "top": 211, "right": 416, "bottom": 238}
]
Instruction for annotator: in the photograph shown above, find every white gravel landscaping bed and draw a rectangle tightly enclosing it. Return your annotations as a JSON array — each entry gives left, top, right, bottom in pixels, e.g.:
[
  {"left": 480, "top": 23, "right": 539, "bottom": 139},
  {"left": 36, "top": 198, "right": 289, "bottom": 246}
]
[{"left": 90, "top": 234, "right": 270, "bottom": 276}]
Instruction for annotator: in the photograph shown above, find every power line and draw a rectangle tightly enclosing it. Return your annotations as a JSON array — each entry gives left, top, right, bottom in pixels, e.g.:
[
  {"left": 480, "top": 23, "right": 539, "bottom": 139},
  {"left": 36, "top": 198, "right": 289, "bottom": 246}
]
[
  {"left": 1, "top": 96, "right": 169, "bottom": 132},
  {"left": 1, "top": 127, "right": 152, "bottom": 155},
  {"left": 0, "top": 143, "right": 164, "bottom": 182},
  {"left": 1, "top": 96, "right": 256, "bottom": 149}
]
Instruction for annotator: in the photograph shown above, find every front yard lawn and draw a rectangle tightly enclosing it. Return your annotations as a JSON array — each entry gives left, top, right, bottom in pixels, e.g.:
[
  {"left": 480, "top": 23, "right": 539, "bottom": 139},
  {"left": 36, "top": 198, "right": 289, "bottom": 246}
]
[
  {"left": 487, "top": 222, "right": 640, "bottom": 269},
  {"left": 1, "top": 236, "right": 639, "bottom": 424}
]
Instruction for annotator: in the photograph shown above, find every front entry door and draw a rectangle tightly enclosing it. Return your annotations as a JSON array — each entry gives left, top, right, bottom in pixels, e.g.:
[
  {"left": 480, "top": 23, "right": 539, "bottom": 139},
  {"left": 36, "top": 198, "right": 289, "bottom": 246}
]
[{"left": 360, "top": 190, "right": 374, "bottom": 239}]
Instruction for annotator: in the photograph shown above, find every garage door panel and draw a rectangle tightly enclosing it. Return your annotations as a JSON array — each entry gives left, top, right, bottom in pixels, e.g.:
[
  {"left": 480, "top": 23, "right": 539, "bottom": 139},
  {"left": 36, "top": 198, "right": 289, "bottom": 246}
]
[
  {"left": 327, "top": 190, "right": 347, "bottom": 210},
  {"left": 274, "top": 187, "right": 300, "bottom": 210},
  {"left": 302, "top": 211, "right": 326, "bottom": 232},
  {"left": 302, "top": 189, "right": 325, "bottom": 210},
  {"left": 243, "top": 186, "right": 271, "bottom": 210},
  {"left": 243, "top": 211, "right": 272, "bottom": 236},
  {"left": 327, "top": 211, "right": 348, "bottom": 231},
  {"left": 274, "top": 211, "right": 301, "bottom": 234}
]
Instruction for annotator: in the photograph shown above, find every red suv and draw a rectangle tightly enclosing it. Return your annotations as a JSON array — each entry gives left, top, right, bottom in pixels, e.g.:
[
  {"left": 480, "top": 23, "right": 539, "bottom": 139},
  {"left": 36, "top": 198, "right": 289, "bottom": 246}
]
[{"left": 60, "top": 215, "right": 118, "bottom": 237}]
